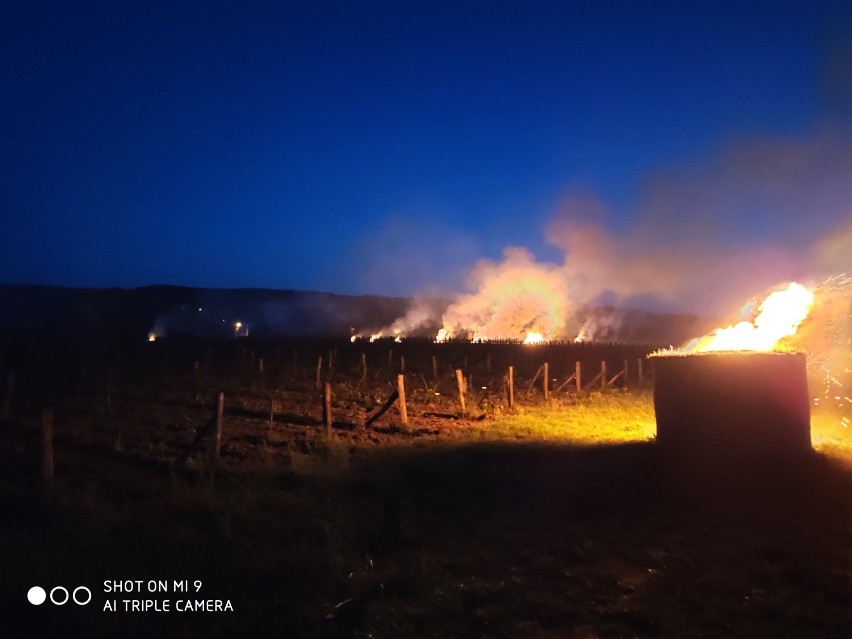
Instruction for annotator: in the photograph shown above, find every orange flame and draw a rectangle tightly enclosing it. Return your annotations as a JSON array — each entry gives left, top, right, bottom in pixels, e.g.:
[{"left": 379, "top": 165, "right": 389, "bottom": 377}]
[
  {"left": 687, "top": 282, "right": 814, "bottom": 352},
  {"left": 523, "top": 331, "right": 544, "bottom": 345}
]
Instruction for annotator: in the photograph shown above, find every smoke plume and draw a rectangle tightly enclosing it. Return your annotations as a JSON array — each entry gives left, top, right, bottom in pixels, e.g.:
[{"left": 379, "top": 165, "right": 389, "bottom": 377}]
[{"left": 370, "top": 126, "right": 852, "bottom": 343}]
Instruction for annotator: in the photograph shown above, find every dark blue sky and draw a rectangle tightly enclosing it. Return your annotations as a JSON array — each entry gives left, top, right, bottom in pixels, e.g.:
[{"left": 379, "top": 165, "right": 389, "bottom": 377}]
[{"left": 2, "top": 1, "right": 849, "bottom": 296}]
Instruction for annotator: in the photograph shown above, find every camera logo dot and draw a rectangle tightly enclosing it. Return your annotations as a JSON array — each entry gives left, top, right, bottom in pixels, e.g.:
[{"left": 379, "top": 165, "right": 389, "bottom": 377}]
[
  {"left": 27, "top": 587, "right": 47, "bottom": 606},
  {"left": 28, "top": 586, "right": 92, "bottom": 606}
]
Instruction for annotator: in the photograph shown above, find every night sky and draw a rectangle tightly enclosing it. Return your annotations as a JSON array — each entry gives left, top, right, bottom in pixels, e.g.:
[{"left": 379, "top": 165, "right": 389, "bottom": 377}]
[{"left": 2, "top": 1, "right": 850, "bottom": 300}]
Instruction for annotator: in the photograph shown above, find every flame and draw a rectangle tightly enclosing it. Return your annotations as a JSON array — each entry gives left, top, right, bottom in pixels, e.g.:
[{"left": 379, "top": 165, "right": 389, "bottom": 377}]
[
  {"left": 523, "top": 331, "right": 544, "bottom": 345},
  {"left": 147, "top": 332, "right": 157, "bottom": 342},
  {"left": 688, "top": 282, "right": 814, "bottom": 352}
]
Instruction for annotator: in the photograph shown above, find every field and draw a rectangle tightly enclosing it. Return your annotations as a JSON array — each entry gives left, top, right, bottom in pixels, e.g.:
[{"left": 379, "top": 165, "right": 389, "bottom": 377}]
[{"left": 1, "top": 335, "right": 849, "bottom": 638}]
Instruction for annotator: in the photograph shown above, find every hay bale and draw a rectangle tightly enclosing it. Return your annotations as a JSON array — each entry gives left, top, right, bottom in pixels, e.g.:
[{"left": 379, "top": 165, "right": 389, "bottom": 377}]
[{"left": 652, "top": 352, "right": 811, "bottom": 457}]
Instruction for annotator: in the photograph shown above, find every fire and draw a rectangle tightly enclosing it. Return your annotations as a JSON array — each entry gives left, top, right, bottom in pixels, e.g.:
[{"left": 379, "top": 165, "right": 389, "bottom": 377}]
[
  {"left": 523, "top": 331, "right": 544, "bottom": 345},
  {"left": 437, "top": 248, "right": 570, "bottom": 343},
  {"left": 687, "top": 282, "right": 815, "bottom": 353}
]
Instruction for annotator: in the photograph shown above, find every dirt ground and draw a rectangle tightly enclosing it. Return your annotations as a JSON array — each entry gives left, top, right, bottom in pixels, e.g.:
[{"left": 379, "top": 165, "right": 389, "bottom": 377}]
[{"left": 0, "top": 343, "right": 849, "bottom": 638}]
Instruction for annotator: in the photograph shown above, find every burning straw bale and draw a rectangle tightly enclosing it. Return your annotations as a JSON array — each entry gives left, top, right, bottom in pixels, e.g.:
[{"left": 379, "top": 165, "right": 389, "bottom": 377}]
[{"left": 652, "top": 351, "right": 811, "bottom": 457}]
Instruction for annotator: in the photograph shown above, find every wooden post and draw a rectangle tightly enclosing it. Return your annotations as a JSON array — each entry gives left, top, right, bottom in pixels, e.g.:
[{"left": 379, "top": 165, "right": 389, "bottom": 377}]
[
  {"left": 527, "top": 365, "right": 543, "bottom": 392},
  {"left": 315, "top": 356, "right": 323, "bottom": 390},
  {"left": 361, "top": 352, "right": 367, "bottom": 382},
  {"left": 269, "top": 399, "right": 275, "bottom": 438},
  {"left": 600, "top": 361, "right": 607, "bottom": 391},
  {"left": 4, "top": 371, "right": 15, "bottom": 420},
  {"left": 508, "top": 366, "right": 514, "bottom": 408},
  {"left": 42, "top": 408, "right": 54, "bottom": 487},
  {"left": 543, "top": 362, "right": 549, "bottom": 401},
  {"left": 397, "top": 374, "right": 408, "bottom": 427},
  {"left": 455, "top": 369, "right": 466, "bottom": 414},
  {"left": 106, "top": 365, "right": 114, "bottom": 416},
  {"left": 322, "top": 382, "right": 332, "bottom": 437},
  {"left": 400, "top": 355, "right": 406, "bottom": 373},
  {"left": 432, "top": 355, "right": 438, "bottom": 380},
  {"left": 623, "top": 359, "right": 629, "bottom": 390},
  {"left": 213, "top": 392, "right": 224, "bottom": 463},
  {"left": 328, "top": 349, "right": 334, "bottom": 372},
  {"left": 637, "top": 358, "right": 644, "bottom": 385},
  {"left": 258, "top": 358, "right": 265, "bottom": 389},
  {"left": 575, "top": 361, "right": 582, "bottom": 393},
  {"left": 193, "top": 360, "right": 200, "bottom": 404}
]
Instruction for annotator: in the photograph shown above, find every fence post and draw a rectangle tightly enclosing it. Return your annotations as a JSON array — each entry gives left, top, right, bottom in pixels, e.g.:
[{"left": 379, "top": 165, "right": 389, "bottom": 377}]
[
  {"left": 397, "top": 374, "right": 408, "bottom": 428},
  {"left": 600, "top": 361, "right": 607, "bottom": 391},
  {"left": 575, "top": 361, "right": 582, "bottom": 393},
  {"left": 455, "top": 369, "right": 466, "bottom": 414},
  {"left": 432, "top": 355, "right": 438, "bottom": 380},
  {"left": 4, "top": 371, "right": 15, "bottom": 420},
  {"left": 213, "top": 392, "right": 224, "bottom": 463},
  {"left": 637, "top": 358, "right": 644, "bottom": 386},
  {"left": 42, "top": 408, "right": 54, "bottom": 488},
  {"left": 315, "top": 356, "right": 323, "bottom": 390},
  {"left": 508, "top": 366, "right": 514, "bottom": 408},
  {"left": 322, "top": 383, "right": 332, "bottom": 437},
  {"left": 543, "top": 362, "right": 549, "bottom": 401},
  {"left": 361, "top": 352, "right": 367, "bottom": 382},
  {"left": 623, "top": 359, "right": 629, "bottom": 390},
  {"left": 193, "top": 360, "right": 200, "bottom": 404}
]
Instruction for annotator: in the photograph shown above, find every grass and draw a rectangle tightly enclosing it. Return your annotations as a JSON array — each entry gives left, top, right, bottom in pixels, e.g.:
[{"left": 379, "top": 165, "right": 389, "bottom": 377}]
[
  {"left": 2, "top": 392, "right": 850, "bottom": 638},
  {"left": 478, "top": 391, "right": 658, "bottom": 445}
]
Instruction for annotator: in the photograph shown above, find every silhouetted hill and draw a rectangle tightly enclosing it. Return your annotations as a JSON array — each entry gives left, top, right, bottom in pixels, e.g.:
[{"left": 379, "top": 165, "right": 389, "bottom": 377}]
[
  {"left": 0, "top": 284, "right": 701, "bottom": 345},
  {"left": 0, "top": 284, "right": 414, "bottom": 339}
]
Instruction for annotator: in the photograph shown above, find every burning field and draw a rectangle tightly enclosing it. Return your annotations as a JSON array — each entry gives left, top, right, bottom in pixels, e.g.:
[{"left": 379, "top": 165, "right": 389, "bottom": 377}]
[
  {"left": 0, "top": 271, "right": 850, "bottom": 639},
  {"left": 0, "top": 274, "right": 850, "bottom": 638}
]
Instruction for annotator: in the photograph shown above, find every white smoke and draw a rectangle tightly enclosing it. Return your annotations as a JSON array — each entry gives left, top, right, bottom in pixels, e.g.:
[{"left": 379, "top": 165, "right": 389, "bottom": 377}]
[{"left": 368, "top": 127, "right": 852, "bottom": 343}]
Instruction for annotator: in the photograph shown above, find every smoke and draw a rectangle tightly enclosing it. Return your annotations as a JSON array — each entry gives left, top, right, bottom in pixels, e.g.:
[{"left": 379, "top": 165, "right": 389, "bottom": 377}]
[
  {"left": 548, "top": 128, "right": 852, "bottom": 318},
  {"left": 356, "top": 296, "right": 445, "bottom": 340},
  {"left": 439, "top": 247, "right": 570, "bottom": 340},
  {"left": 372, "top": 126, "right": 851, "bottom": 343}
]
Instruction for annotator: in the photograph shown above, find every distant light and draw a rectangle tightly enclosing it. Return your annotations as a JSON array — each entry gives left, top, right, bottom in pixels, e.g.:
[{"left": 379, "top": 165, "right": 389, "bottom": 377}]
[{"left": 147, "top": 332, "right": 157, "bottom": 342}]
